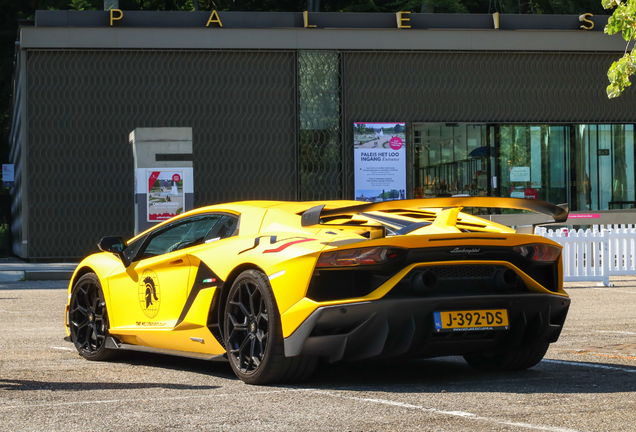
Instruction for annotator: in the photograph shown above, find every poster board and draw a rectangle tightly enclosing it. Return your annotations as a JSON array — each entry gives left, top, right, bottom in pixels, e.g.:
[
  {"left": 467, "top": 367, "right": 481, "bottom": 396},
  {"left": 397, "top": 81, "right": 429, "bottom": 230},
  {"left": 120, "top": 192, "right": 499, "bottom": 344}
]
[
  {"left": 146, "top": 170, "right": 185, "bottom": 222},
  {"left": 353, "top": 122, "right": 406, "bottom": 202},
  {"left": 510, "top": 166, "right": 530, "bottom": 182},
  {"left": 2, "top": 164, "right": 14, "bottom": 187}
]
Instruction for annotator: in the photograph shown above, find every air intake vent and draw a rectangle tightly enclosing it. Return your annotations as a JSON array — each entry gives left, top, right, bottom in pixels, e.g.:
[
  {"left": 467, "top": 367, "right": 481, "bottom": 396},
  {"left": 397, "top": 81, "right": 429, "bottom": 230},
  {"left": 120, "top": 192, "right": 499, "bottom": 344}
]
[{"left": 390, "top": 265, "right": 527, "bottom": 297}]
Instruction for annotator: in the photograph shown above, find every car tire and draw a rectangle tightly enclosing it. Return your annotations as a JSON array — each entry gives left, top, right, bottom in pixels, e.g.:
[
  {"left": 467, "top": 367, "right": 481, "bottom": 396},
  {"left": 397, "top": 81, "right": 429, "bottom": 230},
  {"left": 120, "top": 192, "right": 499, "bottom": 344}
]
[
  {"left": 223, "top": 269, "right": 317, "bottom": 385},
  {"left": 69, "top": 273, "right": 118, "bottom": 361},
  {"left": 463, "top": 341, "right": 549, "bottom": 371}
]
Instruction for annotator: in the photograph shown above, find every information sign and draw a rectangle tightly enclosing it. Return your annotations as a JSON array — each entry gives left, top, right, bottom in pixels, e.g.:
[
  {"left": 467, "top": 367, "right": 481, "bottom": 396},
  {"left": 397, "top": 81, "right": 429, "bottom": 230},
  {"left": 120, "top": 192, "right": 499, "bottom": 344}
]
[
  {"left": 2, "top": 164, "right": 14, "bottom": 187},
  {"left": 510, "top": 166, "right": 530, "bottom": 182},
  {"left": 353, "top": 122, "right": 406, "bottom": 202},
  {"left": 146, "top": 170, "right": 185, "bottom": 222}
]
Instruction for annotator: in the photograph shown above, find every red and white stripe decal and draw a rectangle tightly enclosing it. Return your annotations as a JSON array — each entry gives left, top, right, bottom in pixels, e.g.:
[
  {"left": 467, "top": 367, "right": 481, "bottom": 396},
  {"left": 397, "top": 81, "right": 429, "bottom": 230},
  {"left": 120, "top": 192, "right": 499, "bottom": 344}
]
[{"left": 263, "top": 238, "right": 315, "bottom": 254}]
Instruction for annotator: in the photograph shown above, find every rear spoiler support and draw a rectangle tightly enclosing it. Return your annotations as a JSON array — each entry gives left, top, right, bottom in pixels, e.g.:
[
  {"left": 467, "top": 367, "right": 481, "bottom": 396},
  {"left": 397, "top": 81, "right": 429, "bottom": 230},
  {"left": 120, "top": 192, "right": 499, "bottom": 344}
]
[{"left": 301, "top": 197, "right": 569, "bottom": 227}]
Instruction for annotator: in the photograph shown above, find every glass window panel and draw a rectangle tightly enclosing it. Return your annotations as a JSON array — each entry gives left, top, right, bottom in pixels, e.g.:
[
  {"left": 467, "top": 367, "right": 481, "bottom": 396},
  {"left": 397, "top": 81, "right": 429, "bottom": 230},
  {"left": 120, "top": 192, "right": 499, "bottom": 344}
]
[
  {"left": 413, "top": 122, "right": 635, "bottom": 212},
  {"left": 455, "top": 124, "right": 468, "bottom": 161},
  {"left": 298, "top": 51, "right": 341, "bottom": 200},
  {"left": 413, "top": 123, "right": 489, "bottom": 197},
  {"left": 610, "top": 124, "right": 635, "bottom": 208},
  {"left": 587, "top": 125, "right": 598, "bottom": 210},
  {"left": 626, "top": 125, "right": 635, "bottom": 205},
  {"left": 499, "top": 125, "right": 572, "bottom": 206},
  {"left": 499, "top": 125, "right": 531, "bottom": 200},
  {"left": 466, "top": 125, "right": 480, "bottom": 155},
  {"left": 547, "top": 126, "right": 567, "bottom": 205},
  {"left": 440, "top": 126, "right": 454, "bottom": 164},
  {"left": 530, "top": 126, "right": 542, "bottom": 190},
  {"left": 598, "top": 125, "right": 612, "bottom": 210},
  {"left": 141, "top": 215, "right": 231, "bottom": 258}
]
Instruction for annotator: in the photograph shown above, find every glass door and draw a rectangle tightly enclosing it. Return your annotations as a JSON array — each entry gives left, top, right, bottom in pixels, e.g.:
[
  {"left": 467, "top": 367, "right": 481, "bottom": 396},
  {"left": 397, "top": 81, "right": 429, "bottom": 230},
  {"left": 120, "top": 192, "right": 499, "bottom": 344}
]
[
  {"left": 576, "top": 125, "right": 635, "bottom": 210},
  {"left": 497, "top": 125, "right": 569, "bottom": 208},
  {"left": 413, "top": 123, "right": 493, "bottom": 198},
  {"left": 412, "top": 123, "right": 634, "bottom": 212}
]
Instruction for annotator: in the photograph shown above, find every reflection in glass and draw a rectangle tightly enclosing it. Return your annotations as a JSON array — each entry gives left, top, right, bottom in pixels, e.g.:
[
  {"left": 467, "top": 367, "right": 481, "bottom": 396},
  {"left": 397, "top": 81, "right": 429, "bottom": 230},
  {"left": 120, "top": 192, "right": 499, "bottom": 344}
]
[
  {"left": 498, "top": 125, "right": 568, "bottom": 207},
  {"left": 413, "top": 123, "right": 491, "bottom": 199},
  {"left": 413, "top": 123, "right": 635, "bottom": 212},
  {"left": 576, "top": 124, "right": 635, "bottom": 210},
  {"left": 298, "top": 51, "right": 341, "bottom": 200}
]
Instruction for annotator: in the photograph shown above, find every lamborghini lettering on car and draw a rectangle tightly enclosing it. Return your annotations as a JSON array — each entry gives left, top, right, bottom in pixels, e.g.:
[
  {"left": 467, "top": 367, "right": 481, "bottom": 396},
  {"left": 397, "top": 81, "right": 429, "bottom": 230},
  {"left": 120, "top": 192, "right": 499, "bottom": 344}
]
[{"left": 65, "top": 197, "right": 571, "bottom": 385}]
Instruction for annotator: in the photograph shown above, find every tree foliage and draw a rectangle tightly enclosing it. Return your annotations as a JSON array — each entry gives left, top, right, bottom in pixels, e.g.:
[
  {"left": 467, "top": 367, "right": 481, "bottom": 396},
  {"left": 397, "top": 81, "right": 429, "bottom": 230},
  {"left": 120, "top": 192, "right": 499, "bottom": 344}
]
[{"left": 604, "top": 0, "right": 636, "bottom": 98}]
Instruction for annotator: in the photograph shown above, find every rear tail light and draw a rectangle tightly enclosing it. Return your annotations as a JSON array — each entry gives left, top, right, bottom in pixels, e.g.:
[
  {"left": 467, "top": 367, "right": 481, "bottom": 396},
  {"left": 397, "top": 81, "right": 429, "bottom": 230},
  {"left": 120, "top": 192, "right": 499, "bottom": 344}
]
[
  {"left": 316, "top": 247, "right": 406, "bottom": 268},
  {"left": 513, "top": 243, "right": 561, "bottom": 262}
]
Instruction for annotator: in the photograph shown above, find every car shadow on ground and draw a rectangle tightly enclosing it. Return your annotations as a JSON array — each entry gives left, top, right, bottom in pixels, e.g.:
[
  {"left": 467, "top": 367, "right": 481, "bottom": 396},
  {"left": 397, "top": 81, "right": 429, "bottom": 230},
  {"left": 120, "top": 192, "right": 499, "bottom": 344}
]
[
  {"left": 0, "top": 378, "right": 219, "bottom": 392},
  {"left": 91, "top": 350, "right": 636, "bottom": 395},
  {"left": 298, "top": 357, "right": 636, "bottom": 395},
  {"left": 108, "top": 350, "right": 238, "bottom": 381}
]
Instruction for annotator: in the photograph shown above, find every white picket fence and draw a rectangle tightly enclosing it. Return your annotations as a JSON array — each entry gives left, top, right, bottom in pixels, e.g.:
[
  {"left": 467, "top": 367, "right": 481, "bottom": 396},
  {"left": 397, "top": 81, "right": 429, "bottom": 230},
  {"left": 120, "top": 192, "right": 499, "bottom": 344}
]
[{"left": 534, "top": 225, "right": 636, "bottom": 286}]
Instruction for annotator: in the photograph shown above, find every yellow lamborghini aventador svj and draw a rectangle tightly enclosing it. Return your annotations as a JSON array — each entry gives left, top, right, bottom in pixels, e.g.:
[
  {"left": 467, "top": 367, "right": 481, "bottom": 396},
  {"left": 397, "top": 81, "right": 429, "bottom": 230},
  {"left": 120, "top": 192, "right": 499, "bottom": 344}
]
[{"left": 65, "top": 197, "right": 570, "bottom": 385}]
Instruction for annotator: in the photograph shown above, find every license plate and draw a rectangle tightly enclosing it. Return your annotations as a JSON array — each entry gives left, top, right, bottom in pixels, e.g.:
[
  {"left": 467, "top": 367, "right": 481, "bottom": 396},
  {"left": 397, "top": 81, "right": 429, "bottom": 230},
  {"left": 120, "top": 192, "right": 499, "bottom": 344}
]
[{"left": 434, "top": 309, "right": 509, "bottom": 332}]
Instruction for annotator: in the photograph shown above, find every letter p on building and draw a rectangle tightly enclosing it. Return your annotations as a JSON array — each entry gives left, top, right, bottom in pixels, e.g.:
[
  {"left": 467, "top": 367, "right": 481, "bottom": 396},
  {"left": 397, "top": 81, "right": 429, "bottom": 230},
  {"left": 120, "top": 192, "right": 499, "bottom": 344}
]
[{"left": 110, "top": 9, "right": 123, "bottom": 26}]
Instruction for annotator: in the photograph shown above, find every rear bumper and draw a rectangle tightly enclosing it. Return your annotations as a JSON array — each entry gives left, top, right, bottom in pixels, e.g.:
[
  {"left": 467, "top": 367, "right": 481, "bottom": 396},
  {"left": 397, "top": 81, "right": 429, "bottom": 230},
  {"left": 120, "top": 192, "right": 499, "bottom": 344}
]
[{"left": 284, "top": 293, "right": 570, "bottom": 362}]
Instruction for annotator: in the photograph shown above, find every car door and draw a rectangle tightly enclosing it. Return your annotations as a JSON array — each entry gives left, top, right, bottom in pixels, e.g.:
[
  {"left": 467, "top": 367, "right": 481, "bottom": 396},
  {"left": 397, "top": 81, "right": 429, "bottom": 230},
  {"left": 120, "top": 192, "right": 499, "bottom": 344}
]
[{"left": 107, "top": 214, "right": 230, "bottom": 331}]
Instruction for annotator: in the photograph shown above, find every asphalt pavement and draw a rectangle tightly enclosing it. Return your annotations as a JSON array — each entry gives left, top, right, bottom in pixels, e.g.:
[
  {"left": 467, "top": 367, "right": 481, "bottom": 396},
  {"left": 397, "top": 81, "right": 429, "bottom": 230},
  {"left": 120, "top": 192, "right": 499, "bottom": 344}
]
[{"left": 1, "top": 277, "right": 635, "bottom": 431}]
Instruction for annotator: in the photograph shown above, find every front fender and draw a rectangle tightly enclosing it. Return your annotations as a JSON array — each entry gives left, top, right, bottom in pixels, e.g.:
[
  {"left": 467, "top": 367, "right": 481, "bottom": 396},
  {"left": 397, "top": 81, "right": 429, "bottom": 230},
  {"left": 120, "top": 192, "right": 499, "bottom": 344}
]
[{"left": 66, "top": 252, "right": 126, "bottom": 318}]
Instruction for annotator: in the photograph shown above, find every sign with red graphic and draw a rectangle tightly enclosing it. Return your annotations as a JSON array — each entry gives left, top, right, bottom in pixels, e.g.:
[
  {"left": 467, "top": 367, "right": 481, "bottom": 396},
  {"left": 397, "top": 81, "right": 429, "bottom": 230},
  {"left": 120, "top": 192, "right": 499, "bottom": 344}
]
[
  {"left": 263, "top": 238, "right": 316, "bottom": 254},
  {"left": 569, "top": 214, "right": 600, "bottom": 219},
  {"left": 353, "top": 122, "right": 407, "bottom": 203},
  {"left": 524, "top": 188, "right": 538, "bottom": 199},
  {"left": 148, "top": 171, "right": 161, "bottom": 193},
  {"left": 147, "top": 170, "right": 184, "bottom": 222},
  {"left": 389, "top": 136, "right": 404, "bottom": 150}
]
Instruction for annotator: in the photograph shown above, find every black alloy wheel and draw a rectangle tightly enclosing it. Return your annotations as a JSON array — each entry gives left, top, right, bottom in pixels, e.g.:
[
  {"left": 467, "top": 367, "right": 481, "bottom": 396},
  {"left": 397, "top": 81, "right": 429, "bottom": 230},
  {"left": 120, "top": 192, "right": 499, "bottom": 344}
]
[
  {"left": 225, "top": 271, "right": 271, "bottom": 377},
  {"left": 69, "top": 273, "right": 117, "bottom": 361},
  {"left": 223, "top": 269, "right": 319, "bottom": 385}
]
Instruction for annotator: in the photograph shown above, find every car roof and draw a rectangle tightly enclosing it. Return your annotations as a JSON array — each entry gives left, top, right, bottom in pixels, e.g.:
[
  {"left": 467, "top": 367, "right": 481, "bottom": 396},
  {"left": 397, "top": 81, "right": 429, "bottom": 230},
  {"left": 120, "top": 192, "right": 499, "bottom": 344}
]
[{"left": 191, "top": 200, "right": 362, "bottom": 215}]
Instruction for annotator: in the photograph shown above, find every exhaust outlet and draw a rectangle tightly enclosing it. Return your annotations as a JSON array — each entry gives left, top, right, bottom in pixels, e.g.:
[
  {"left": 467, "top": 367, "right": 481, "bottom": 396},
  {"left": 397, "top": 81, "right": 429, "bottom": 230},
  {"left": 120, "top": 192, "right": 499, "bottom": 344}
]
[
  {"left": 412, "top": 270, "right": 437, "bottom": 294},
  {"left": 494, "top": 269, "right": 518, "bottom": 291}
]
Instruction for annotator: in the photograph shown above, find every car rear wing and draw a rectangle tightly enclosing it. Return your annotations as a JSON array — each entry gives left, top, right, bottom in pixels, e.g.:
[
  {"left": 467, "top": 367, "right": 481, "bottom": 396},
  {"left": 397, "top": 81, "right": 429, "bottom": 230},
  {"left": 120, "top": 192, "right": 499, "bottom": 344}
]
[{"left": 300, "top": 197, "right": 569, "bottom": 227}]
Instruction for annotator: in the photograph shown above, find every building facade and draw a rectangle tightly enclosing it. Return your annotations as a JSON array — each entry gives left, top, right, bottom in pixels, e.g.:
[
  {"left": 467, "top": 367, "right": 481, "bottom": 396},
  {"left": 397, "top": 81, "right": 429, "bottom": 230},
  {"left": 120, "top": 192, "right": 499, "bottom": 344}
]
[{"left": 9, "top": 10, "right": 636, "bottom": 259}]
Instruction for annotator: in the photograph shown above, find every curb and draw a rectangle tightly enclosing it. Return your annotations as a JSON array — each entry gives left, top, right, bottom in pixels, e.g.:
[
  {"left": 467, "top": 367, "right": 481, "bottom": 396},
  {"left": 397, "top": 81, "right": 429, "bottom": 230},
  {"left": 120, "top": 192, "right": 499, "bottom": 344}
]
[
  {"left": 0, "top": 270, "right": 74, "bottom": 282},
  {"left": 0, "top": 271, "right": 25, "bottom": 282},
  {"left": 25, "top": 271, "right": 74, "bottom": 281}
]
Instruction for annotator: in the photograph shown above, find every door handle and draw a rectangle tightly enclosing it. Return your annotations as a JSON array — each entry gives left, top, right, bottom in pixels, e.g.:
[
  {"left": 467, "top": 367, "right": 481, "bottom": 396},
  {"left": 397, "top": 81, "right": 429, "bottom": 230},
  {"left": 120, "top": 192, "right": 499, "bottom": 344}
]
[{"left": 169, "top": 259, "right": 184, "bottom": 265}]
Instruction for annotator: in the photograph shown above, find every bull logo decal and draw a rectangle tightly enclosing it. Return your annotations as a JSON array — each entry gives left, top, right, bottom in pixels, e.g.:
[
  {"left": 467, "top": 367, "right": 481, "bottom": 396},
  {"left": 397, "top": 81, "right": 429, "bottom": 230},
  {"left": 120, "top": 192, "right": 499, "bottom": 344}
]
[
  {"left": 144, "top": 276, "right": 159, "bottom": 308},
  {"left": 138, "top": 270, "right": 161, "bottom": 318}
]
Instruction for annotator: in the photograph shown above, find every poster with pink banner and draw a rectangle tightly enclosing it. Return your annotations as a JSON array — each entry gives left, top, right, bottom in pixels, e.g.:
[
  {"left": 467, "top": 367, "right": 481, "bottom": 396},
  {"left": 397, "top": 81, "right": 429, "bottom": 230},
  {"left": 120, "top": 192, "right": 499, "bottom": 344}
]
[
  {"left": 354, "top": 122, "right": 406, "bottom": 202},
  {"left": 147, "top": 170, "right": 184, "bottom": 222}
]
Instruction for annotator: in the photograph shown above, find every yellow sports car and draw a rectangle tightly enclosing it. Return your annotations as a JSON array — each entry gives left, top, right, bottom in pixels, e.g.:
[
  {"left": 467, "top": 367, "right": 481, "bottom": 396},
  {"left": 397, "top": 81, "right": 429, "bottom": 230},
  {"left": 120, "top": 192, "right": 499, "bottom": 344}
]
[{"left": 65, "top": 197, "right": 570, "bottom": 385}]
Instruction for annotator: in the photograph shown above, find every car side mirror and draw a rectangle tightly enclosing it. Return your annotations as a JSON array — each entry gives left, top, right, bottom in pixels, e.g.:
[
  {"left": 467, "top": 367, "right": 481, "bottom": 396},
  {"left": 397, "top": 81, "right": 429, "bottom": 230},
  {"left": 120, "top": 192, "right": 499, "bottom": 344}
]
[{"left": 98, "top": 236, "right": 131, "bottom": 267}]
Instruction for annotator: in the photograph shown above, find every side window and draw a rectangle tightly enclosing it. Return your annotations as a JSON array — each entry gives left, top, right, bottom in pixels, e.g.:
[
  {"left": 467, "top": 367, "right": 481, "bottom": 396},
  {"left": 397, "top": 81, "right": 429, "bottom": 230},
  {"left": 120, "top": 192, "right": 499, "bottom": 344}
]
[
  {"left": 124, "top": 236, "right": 147, "bottom": 263},
  {"left": 204, "top": 215, "right": 239, "bottom": 242},
  {"left": 137, "top": 214, "right": 239, "bottom": 260}
]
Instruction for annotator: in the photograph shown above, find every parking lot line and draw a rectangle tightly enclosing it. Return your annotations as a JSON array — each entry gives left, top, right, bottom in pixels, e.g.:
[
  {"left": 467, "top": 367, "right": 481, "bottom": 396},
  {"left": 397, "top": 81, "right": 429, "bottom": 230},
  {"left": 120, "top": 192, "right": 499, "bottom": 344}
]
[
  {"left": 543, "top": 359, "right": 636, "bottom": 373},
  {"left": 0, "top": 389, "right": 310, "bottom": 410},
  {"left": 596, "top": 330, "right": 636, "bottom": 335},
  {"left": 308, "top": 390, "right": 578, "bottom": 432},
  {"left": 591, "top": 288, "right": 636, "bottom": 295},
  {"left": 0, "top": 380, "right": 584, "bottom": 431}
]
